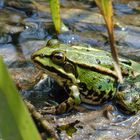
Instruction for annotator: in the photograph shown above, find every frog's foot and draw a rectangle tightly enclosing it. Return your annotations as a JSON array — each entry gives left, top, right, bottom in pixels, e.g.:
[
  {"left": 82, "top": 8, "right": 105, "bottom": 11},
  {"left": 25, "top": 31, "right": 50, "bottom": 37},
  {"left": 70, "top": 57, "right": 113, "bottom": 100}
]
[
  {"left": 116, "top": 91, "right": 140, "bottom": 115},
  {"left": 41, "top": 97, "right": 76, "bottom": 114},
  {"left": 116, "top": 76, "right": 140, "bottom": 115}
]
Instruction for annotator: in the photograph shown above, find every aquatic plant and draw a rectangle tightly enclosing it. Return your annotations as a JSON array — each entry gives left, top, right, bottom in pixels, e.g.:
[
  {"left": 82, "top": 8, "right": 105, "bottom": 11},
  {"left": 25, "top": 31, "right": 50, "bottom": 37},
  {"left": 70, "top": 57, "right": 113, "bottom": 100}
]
[
  {"left": 0, "top": 57, "right": 41, "bottom": 140},
  {"left": 49, "top": 0, "right": 61, "bottom": 33}
]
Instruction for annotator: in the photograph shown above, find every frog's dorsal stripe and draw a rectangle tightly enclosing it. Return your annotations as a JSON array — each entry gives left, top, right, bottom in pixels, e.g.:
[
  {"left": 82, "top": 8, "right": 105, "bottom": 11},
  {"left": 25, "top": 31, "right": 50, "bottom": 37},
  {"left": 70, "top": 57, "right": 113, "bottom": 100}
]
[{"left": 76, "top": 62, "right": 117, "bottom": 78}]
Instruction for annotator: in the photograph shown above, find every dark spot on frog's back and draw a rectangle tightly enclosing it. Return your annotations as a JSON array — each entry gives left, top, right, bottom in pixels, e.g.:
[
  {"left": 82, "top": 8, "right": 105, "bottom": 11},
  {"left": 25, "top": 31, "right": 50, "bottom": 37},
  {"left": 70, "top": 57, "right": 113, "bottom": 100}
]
[
  {"left": 98, "top": 85, "right": 102, "bottom": 90},
  {"left": 93, "top": 77, "right": 96, "bottom": 81},
  {"left": 86, "top": 49, "right": 90, "bottom": 52},
  {"left": 106, "top": 79, "right": 111, "bottom": 83},
  {"left": 96, "top": 59, "right": 101, "bottom": 64}
]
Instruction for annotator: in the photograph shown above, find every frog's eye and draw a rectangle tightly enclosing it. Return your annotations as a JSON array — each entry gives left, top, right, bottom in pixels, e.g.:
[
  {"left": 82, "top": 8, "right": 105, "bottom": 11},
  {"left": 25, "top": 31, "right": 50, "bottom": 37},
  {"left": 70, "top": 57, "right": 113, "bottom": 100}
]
[{"left": 51, "top": 51, "right": 65, "bottom": 64}]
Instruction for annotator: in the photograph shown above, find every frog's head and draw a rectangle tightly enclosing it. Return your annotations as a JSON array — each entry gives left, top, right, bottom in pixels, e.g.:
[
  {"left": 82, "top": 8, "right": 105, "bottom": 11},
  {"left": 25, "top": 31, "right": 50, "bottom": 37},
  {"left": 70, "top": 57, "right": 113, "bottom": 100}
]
[{"left": 31, "top": 40, "right": 79, "bottom": 86}]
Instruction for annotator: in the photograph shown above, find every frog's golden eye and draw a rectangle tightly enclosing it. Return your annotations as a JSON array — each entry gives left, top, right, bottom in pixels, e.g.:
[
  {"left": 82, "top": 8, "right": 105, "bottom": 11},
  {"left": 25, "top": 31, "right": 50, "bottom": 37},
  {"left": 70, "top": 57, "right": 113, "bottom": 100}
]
[{"left": 51, "top": 51, "right": 65, "bottom": 64}]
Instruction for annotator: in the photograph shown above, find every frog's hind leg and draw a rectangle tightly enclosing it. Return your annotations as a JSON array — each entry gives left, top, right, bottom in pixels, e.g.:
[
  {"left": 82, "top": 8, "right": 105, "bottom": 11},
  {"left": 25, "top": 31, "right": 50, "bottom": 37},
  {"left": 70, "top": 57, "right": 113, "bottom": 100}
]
[{"left": 41, "top": 97, "right": 76, "bottom": 114}]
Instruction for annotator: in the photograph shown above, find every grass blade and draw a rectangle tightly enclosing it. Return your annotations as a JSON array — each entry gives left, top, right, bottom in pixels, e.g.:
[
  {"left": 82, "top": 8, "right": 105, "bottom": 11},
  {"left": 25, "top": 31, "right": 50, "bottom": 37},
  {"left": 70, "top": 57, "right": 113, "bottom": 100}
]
[
  {"left": 95, "top": 0, "right": 123, "bottom": 83},
  {"left": 49, "top": 0, "right": 61, "bottom": 33},
  {"left": 0, "top": 56, "right": 41, "bottom": 140}
]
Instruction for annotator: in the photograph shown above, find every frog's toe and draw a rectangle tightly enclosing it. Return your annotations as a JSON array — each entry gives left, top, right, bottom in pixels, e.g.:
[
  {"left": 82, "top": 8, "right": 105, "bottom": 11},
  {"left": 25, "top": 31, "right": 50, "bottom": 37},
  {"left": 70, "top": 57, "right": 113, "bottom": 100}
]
[
  {"left": 41, "top": 104, "right": 67, "bottom": 114},
  {"left": 41, "top": 106, "right": 57, "bottom": 114},
  {"left": 115, "top": 91, "right": 140, "bottom": 115},
  {"left": 41, "top": 97, "right": 75, "bottom": 114}
]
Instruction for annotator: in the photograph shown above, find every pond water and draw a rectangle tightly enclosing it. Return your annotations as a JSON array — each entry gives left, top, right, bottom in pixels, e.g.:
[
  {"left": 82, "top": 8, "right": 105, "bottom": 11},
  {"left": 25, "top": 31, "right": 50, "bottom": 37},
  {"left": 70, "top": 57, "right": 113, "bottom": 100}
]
[{"left": 0, "top": 0, "right": 140, "bottom": 139}]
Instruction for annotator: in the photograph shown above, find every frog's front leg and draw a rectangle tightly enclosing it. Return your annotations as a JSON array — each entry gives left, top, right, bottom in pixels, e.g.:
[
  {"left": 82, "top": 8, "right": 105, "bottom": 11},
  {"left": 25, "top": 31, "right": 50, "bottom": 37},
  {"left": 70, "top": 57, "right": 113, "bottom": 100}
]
[{"left": 41, "top": 85, "right": 81, "bottom": 114}]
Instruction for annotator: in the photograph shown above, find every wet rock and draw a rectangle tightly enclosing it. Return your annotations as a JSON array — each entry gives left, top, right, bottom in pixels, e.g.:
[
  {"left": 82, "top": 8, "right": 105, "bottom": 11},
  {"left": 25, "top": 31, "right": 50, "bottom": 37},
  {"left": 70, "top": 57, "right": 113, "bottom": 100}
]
[
  {"left": 9, "top": 66, "right": 41, "bottom": 90},
  {"left": 48, "top": 107, "right": 140, "bottom": 140},
  {"left": 0, "top": 0, "right": 4, "bottom": 8},
  {"left": 115, "top": 14, "right": 140, "bottom": 26},
  {"left": 128, "top": 1, "right": 140, "bottom": 10},
  {"left": 60, "top": 0, "right": 91, "bottom": 9},
  {"left": 5, "top": 0, "right": 35, "bottom": 15},
  {"left": 61, "top": 8, "right": 104, "bottom": 24},
  {"left": 20, "top": 40, "right": 46, "bottom": 59},
  {"left": 58, "top": 32, "right": 104, "bottom": 47},
  {"left": 0, "top": 44, "right": 17, "bottom": 66},
  {"left": 19, "top": 22, "right": 48, "bottom": 42},
  {"left": 0, "top": 9, "right": 25, "bottom": 34},
  {"left": 0, "top": 34, "right": 12, "bottom": 44},
  {"left": 114, "top": 3, "right": 134, "bottom": 14}
]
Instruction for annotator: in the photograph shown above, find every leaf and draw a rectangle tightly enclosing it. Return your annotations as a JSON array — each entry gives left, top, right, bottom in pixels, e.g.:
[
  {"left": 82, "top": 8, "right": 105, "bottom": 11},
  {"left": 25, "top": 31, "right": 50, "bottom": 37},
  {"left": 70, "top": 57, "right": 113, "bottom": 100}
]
[
  {"left": 95, "top": 0, "right": 123, "bottom": 83},
  {"left": 131, "top": 60, "right": 140, "bottom": 75},
  {"left": 49, "top": 0, "right": 61, "bottom": 33},
  {"left": 32, "top": 0, "right": 61, "bottom": 33},
  {"left": 0, "top": 56, "right": 41, "bottom": 140}
]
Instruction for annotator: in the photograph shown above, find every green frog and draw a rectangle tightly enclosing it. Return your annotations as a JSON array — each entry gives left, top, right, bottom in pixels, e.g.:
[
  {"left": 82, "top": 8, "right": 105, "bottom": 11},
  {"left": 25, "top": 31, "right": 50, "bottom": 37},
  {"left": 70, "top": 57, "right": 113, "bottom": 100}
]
[{"left": 31, "top": 39, "right": 140, "bottom": 115}]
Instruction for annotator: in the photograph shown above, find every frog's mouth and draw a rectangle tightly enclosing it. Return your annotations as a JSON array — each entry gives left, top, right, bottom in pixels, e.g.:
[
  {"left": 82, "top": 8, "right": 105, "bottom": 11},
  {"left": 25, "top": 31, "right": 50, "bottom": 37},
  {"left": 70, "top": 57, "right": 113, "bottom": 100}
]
[{"left": 32, "top": 55, "right": 78, "bottom": 86}]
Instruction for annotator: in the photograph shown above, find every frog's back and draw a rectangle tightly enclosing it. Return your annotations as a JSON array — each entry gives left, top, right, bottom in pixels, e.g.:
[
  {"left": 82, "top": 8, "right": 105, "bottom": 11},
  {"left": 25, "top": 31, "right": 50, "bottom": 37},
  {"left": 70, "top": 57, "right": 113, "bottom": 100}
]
[
  {"left": 64, "top": 45, "right": 114, "bottom": 67},
  {"left": 65, "top": 45, "right": 132, "bottom": 74}
]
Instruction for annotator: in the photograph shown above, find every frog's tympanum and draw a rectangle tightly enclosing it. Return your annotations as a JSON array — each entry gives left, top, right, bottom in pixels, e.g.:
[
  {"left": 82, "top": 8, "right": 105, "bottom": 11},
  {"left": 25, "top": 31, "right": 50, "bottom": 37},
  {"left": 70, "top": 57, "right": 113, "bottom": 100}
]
[{"left": 31, "top": 39, "right": 140, "bottom": 115}]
